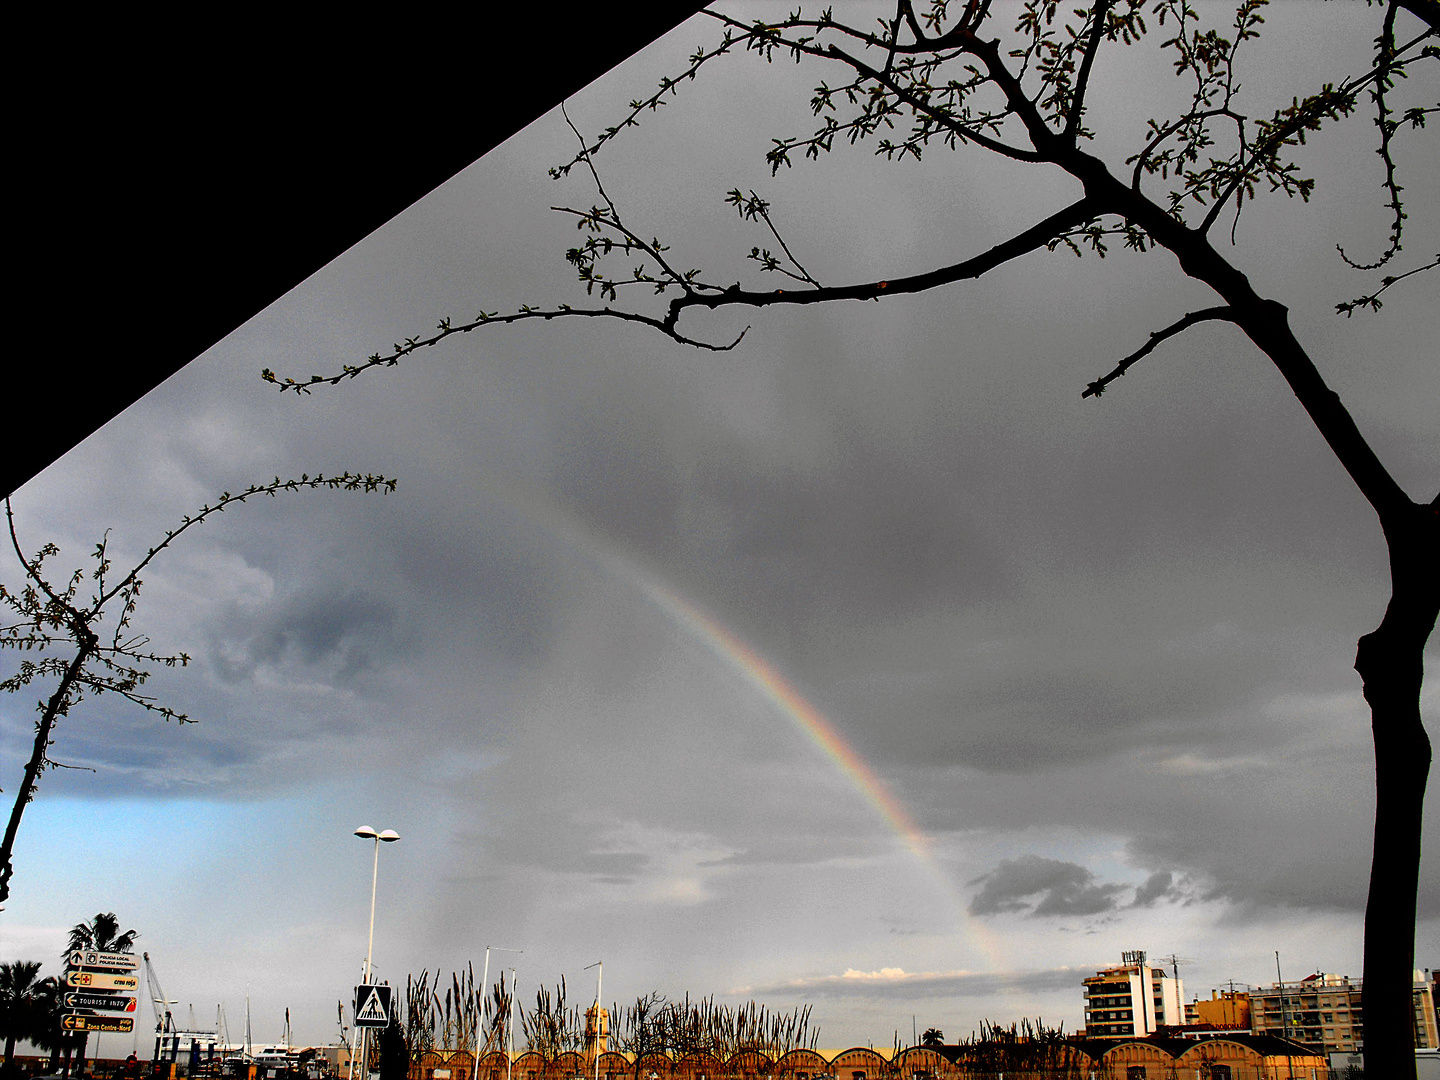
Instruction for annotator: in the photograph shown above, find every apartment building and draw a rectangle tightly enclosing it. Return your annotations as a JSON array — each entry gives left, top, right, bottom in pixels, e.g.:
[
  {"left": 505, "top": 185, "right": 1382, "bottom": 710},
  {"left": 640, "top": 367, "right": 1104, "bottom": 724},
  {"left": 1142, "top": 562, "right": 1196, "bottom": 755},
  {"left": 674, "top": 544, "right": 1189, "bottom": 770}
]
[
  {"left": 1250, "top": 973, "right": 1361, "bottom": 1051},
  {"left": 1082, "top": 951, "right": 1185, "bottom": 1039},
  {"left": 1248, "top": 970, "right": 1438, "bottom": 1052},
  {"left": 1184, "top": 989, "right": 1251, "bottom": 1030}
]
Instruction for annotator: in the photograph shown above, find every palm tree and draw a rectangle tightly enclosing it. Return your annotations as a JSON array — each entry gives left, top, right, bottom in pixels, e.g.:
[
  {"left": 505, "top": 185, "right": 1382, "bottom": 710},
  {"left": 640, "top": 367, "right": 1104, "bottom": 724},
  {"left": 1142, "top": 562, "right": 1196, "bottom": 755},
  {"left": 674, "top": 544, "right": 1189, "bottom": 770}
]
[
  {"left": 920, "top": 1029, "right": 944, "bottom": 1048},
  {"left": 0, "top": 960, "right": 47, "bottom": 1072},
  {"left": 66, "top": 912, "right": 139, "bottom": 956},
  {"left": 27, "top": 977, "right": 66, "bottom": 1072}
]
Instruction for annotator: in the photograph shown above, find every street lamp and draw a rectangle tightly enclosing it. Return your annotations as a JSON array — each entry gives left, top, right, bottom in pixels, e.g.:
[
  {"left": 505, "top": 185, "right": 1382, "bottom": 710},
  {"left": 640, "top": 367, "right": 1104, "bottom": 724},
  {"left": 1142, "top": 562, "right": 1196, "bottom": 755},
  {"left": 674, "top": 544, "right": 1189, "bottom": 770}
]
[
  {"left": 507, "top": 968, "right": 517, "bottom": 1080},
  {"left": 479, "top": 947, "right": 522, "bottom": 1059},
  {"left": 355, "top": 826, "right": 401, "bottom": 983},
  {"left": 350, "top": 826, "right": 400, "bottom": 1080}
]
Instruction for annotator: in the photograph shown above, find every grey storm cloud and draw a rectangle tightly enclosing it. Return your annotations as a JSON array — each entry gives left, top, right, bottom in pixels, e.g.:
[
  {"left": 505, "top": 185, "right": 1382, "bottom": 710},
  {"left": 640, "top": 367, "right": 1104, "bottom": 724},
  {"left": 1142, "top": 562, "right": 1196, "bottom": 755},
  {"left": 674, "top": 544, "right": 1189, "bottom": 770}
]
[
  {"left": 1131, "top": 871, "right": 1183, "bottom": 908},
  {"left": 208, "top": 585, "right": 400, "bottom": 687},
  {"left": 551, "top": 366, "right": 1014, "bottom": 635},
  {"left": 967, "top": 856, "right": 1179, "bottom": 918}
]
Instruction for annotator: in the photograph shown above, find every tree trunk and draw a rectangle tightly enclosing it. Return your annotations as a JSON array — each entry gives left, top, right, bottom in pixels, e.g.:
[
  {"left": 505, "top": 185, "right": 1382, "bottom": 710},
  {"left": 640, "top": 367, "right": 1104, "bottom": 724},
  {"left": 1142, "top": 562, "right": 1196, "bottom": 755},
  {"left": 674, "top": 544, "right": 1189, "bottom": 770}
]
[
  {"left": 1359, "top": 500, "right": 1439, "bottom": 1077},
  {"left": 1119, "top": 203, "right": 1439, "bottom": 1076},
  {"left": 0, "top": 636, "right": 96, "bottom": 904}
]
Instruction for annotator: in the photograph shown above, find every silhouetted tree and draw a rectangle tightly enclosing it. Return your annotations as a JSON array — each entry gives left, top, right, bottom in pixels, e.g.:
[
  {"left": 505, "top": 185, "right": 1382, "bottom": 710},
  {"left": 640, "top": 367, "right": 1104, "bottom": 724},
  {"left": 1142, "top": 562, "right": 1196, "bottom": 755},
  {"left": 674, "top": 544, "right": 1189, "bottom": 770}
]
[
  {"left": 0, "top": 961, "right": 47, "bottom": 1075},
  {"left": 267, "top": 2, "right": 1437, "bottom": 1072},
  {"left": 920, "top": 1029, "right": 943, "bottom": 1049},
  {"left": 65, "top": 913, "right": 138, "bottom": 956},
  {"left": 378, "top": 1016, "right": 409, "bottom": 1080},
  {"left": 29, "top": 977, "right": 66, "bottom": 1073},
  {"left": 0, "top": 473, "right": 395, "bottom": 904}
]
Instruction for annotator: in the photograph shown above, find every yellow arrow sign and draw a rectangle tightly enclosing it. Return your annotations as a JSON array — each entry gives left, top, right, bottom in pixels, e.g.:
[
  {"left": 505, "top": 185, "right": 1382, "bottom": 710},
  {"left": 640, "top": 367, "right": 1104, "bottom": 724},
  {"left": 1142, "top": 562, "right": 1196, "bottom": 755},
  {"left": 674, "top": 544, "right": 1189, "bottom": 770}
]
[
  {"left": 63, "top": 1015, "right": 134, "bottom": 1033},
  {"left": 65, "top": 971, "right": 139, "bottom": 990}
]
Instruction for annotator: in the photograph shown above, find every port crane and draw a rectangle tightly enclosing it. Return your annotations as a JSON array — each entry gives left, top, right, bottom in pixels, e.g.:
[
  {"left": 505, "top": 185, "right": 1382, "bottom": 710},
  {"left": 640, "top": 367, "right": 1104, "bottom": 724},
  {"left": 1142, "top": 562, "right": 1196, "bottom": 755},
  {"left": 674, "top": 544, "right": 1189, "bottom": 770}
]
[{"left": 142, "top": 952, "right": 179, "bottom": 1060}]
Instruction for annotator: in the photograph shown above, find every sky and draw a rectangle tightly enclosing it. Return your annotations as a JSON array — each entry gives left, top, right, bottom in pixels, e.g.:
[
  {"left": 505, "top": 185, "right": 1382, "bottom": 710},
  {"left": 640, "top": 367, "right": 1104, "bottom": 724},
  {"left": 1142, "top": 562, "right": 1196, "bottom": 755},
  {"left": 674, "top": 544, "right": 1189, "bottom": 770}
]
[{"left": 3, "top": 0, "right": 1437, "bottom": 1057}]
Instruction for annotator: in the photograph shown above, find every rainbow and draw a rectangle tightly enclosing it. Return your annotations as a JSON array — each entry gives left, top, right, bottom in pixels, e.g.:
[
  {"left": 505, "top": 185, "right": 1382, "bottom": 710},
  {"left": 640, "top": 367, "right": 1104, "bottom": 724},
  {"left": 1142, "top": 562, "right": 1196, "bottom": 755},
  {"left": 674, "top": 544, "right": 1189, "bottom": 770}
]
[
  {"left": 629, "top": 573, "right": 1007, "bottom": 972},
  {"left": 639, "top": 581, "right": 933, "bottom": 863},
  {"left": 482, "top": 480, "right": 1006, "bottom": 967}
]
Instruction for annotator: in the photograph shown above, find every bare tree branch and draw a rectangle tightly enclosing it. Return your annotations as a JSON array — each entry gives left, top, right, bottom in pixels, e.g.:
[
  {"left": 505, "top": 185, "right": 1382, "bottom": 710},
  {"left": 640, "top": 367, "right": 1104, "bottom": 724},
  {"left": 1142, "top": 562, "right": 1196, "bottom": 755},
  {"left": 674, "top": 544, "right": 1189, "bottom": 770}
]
[
  {"left": 1065, "top": 0, "right": 1118, "bottom": 142},
  {"left": 0, "top": 473, "right": 396, "bottom": 903},
  {"left": 1082, "top": 306, "right": 1238, "bottom": 397},
  {"left": 1336, "top": 252, "right": 1440, "bottom": 316},
  {"left": 264, "top": 197, "right": 1098, "bottom": 391}
]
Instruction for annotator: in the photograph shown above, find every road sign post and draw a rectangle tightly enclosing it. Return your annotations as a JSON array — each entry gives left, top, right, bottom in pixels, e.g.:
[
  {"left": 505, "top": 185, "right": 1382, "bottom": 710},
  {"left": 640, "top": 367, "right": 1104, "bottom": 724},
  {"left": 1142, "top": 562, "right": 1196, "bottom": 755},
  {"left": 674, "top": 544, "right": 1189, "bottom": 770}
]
[
  {"left": 65, "top": 971, "right": 140, "bottom": 990},
  {"left": 63, "top": 992, "right": 138, "bottom": 1013},
  {"left": 64, "top": 946, "right": 141, "bottom": 1053},
  {"left": 353, "top": 984, "right": 392, "bottom": 1029},
  {"left": 67, "top": 950, "right": 140, "bottom": 971},
  {"left": 62, "top": 1015, "right": 135, "bottom": 1033}
]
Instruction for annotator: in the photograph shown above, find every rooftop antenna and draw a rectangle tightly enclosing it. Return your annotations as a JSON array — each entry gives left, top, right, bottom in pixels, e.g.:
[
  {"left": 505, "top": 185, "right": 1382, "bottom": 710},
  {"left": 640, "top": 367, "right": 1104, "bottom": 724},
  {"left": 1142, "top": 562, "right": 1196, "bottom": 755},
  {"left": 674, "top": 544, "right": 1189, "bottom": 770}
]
[
  {"left": 1154, "top": 954, "right": 1196, "bottom": 982},
  {"left": 1276, "top": 953, "right": 1295, "bottom": 1080},
  {"left": 1121, "top": 950, "right": 1150, "bottom": 1035}
]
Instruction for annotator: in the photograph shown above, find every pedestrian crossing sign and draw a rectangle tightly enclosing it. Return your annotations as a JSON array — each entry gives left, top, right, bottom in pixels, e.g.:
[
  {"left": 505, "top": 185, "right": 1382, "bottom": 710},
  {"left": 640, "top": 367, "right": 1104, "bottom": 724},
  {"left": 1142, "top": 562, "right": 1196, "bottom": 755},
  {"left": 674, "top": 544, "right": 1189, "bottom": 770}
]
[{"left": 353, "top": 984, "right": 392, "bottom": 1028}]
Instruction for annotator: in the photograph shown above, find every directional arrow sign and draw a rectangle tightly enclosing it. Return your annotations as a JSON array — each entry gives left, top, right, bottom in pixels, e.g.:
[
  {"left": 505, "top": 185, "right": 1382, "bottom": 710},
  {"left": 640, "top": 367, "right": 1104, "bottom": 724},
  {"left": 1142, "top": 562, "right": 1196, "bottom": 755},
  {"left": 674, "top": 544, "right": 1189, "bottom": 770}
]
[
  {"left": 62, "top": 1015, "right": 134, "bottom": 1033},
  {"left": 65, "top": 971, "right": 140, "bottom": 990},
  {"left": 67, "top": 950, "right": 140, "bottom": 971},
  {"left": 64, "top": 992, "right": 138, "bottom": 1013}
]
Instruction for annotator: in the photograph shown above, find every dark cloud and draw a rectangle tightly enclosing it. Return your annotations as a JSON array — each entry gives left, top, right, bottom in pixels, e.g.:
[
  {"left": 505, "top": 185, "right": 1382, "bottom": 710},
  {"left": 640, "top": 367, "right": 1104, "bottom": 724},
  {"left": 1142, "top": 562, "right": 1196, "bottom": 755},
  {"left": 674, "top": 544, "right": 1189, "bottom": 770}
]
[
  {"left": 553, "top": 365, "right": 1013, "bottom": 643},
  {"left": 1131, "top": 871, "right": 1183, "bottom": 908},
  {"left": 224, "top": 587, "right": 397, "bottom": 680},
  {"left": 968, "top": 856, "right": 1129, "bottom": 918}
]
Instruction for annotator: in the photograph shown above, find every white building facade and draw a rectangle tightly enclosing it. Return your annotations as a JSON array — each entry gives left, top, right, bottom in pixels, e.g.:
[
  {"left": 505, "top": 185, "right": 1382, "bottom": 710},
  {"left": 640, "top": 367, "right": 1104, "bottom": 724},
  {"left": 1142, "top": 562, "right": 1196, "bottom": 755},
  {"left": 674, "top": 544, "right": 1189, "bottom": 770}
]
[{"left": 1082, "top": 950, "right": 1186, "bottom": 1039}]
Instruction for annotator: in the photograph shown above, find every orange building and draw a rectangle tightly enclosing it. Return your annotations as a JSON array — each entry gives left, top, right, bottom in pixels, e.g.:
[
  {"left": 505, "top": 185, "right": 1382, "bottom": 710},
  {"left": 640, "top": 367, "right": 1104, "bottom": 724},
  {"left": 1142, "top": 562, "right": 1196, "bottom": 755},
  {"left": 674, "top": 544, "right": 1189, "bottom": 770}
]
[{"left": 1184, "top": 990, "right": 1251, "bottom": 1031}]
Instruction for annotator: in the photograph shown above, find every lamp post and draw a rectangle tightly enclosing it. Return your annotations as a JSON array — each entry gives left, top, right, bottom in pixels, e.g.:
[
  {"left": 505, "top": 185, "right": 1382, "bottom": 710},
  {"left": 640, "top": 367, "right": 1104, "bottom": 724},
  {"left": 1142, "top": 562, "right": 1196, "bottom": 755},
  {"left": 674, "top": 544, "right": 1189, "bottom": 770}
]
[
  {"left": 479, "top": 947, "right": 522, "bottom": 1060},
  {"left": 350, "top": 825, "right": 400, "bottom": 1080},
  {"left": 507, "top": 968, "right": 517, "bottom": 1080}
]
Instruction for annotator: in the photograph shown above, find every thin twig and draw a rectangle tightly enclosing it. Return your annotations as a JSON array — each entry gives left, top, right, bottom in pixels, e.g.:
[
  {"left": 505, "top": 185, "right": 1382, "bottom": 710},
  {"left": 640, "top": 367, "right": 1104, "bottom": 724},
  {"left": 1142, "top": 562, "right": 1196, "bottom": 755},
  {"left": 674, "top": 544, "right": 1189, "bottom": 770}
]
[{"left": 1083, "top": 306, "right": 1237, "bottom": 397}]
